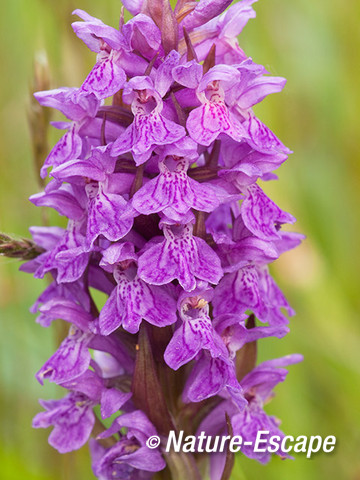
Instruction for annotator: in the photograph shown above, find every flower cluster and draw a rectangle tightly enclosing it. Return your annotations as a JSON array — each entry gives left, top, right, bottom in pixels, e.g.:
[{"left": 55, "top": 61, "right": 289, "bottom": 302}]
[{"left": 23, "top": 1, "right": 303, "bottom": 478}]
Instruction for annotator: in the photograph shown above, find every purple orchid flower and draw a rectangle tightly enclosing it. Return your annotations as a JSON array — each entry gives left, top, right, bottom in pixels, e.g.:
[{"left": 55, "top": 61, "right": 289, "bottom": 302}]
[
  {"left": 138, "top": 223, "right": 223, "bottom": 291},
  {"left": 98, "top": 242, "right": 177, "bottom": 334},
  {"left": 231, "top": 354, "right": 304, "bottom": 463},
  {"left": 19, "top": 1, "right": 304, "bottom": 478},
  {"left": 196, "top": 354, "right": 303, "bottom": 479},
  {"left": 34, "top": 88, "right": 100, "bottom": 178},
  {"left": 183, "top": 351, "right": 247, "bottom": 409},
  {"left": 33, "top": 393, "right": 96, "bottom": 453},
  {"left": 32, "top": 220, "right": 90, "bottom": 283},
  {"left": 164, "top": 284, "right": 227, "bottom": 369},
  {"left": 112, "top": 75, "right": 186, "bottom": 164},
  {"left": 33, "top": 369, "right": 131, "bottom": 453},
  {"left": 132, "top": 156, "right": 231, "bottom": 221},
  {"left": 36, "top": 325, "right": 93, "bottom": 385},
  {"left": 72, "top": 10, "right": 127, "bottom": 99},
  {"left": 185, "top": 65, "right": 249, "bottom": 146},
  {"left": 92, "top": 411, "right": 166, "bottom": 479}
]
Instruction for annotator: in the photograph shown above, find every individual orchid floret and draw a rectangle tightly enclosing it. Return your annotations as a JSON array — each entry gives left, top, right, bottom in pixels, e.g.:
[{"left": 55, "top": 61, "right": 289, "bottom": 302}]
[
  {"left": 33, "top": 369, "right": 131, "bottom": 453},
  {"left": 85, "top": 182, "right": 133, "bottom": 249},
  {"left": 241, "top": 183, "right": 296, "bottom": 241},
  {"left": 231, "top": 354, "right": 303, "bottom": 463},
  {"left": 72, "top": 10, "right": 124, "bottom": 53},
  {"left": 221, "top": 60, "right": 292, "bottom": 156},
  {"left": 29, "top": 181, "right": 85, "bottom": 221},
  {"left": 29, "top": 279, "right": 91, "bottom": 322},
  {"left": 98, "top": 242, "right": 177, "bottom": 335},
  {"left": 36, "top": 325, "right": 92, "bottom": 385},
  {"left": 50, "top": 145, "right": 134, "bottom": 248},
  {"left": 31, "top": 220, "right": 90, "bottom": 284},
  {"left": 227, "top": 58, "right": 287, "bottom": 111},
  {"left": 213, "top": 263, "right": 294, "bottom": 326},
  {"left": 185, "top": 65, "right": 248, "bottom": 146},
  {"left": 164, "top": 285, "right": 227, "bottom": 369},
  {"left": 219, "top": 139, "right": 288, "bottom": 187},
  {"left": 210, "top": 211, "right": 298, "bottom": 324},
  {"left": 33, "top": 393, "right": 96, "bottom": 453},
  {"left": 183, "top": 351, "right": 247, "bottom": 409},
  {"left": 72, "top": 9, "right": 128, "bottom": 99},
  {"left": 92, "top": 411, "right": 166, "bottom": 479},
  {"left": 132, "top": 156, "right": 230, "bottom": 221},
  {"left": 214, "top": 313, "right": 289, "bottom": 359},
  {"left": 138, "top": 223, "right": 223, "bottom": 291},
  {"left": 35, "top": 301, "right": 135, "bottom": 385},
  {"left": 210, "top": 214, "right": 280, "bottom": 273},
  {"left": 61, "top": 369, "right": 132, "bottom": 420},
  {"left": 207, "top": 211, "right": 301, "bottom": 273},
  {"left": 112, "top": 76, "right": 186, "bottom": 164},
  {"left": 34, "top": 87, "right": 101, "bottom": 178},
  {"left": 34, "top": 297, "right": 93, "bottom": 329},
  {"left": 51, "top": 144, "right": 117, "bottom": 183}
]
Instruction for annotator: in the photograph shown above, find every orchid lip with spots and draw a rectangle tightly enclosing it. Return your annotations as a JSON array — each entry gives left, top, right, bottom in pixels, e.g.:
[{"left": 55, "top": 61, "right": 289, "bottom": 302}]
[{"left": 14, "top": 1, "right": 304, "bottom": 479}]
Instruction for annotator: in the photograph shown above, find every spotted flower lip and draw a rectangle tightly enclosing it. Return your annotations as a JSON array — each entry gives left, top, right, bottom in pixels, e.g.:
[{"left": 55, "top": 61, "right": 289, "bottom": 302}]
[
  {"left": 137, "top": 223, "right": 223, "bottom": 291},
  {"left": 186, "top": 65, "right": 249, "bottom": 146},
  {"left": 72, "top": 9, "right": 128, "bottom": 100},
  {"left": 85, "top": 182, "right": 133, "bottom": 249},
  {"left": 164, "top": 290, "right": 228, "bottom": 370},
  {"left": 98, "top": 244, "right": 177, "bottom": 335},
  {"left": 32, "top": 393, "right": 96, "bottom": 453},
  {"left": 241, "top": 183, "right": 296, "bottom": 241},
  {"left": 111, "top": 76, "right": 186, "bottom": 165},
  {"left": 35, "top": 325, "right": 93, "bottom": 386},
  {"left": 23, "top": 1, "right": 303, "bottom": 478},
  {"left": 32, "top": 370, "right": 132, "bottom": 453},
  {"left": 131, "top": 157, "right": 232, "bottom": 221}
]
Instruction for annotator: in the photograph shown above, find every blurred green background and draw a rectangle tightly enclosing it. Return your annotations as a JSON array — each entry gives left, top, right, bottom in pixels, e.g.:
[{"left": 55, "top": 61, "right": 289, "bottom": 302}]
[{"left": 0, "top": 0, "right": 359, "bottom": 479}]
